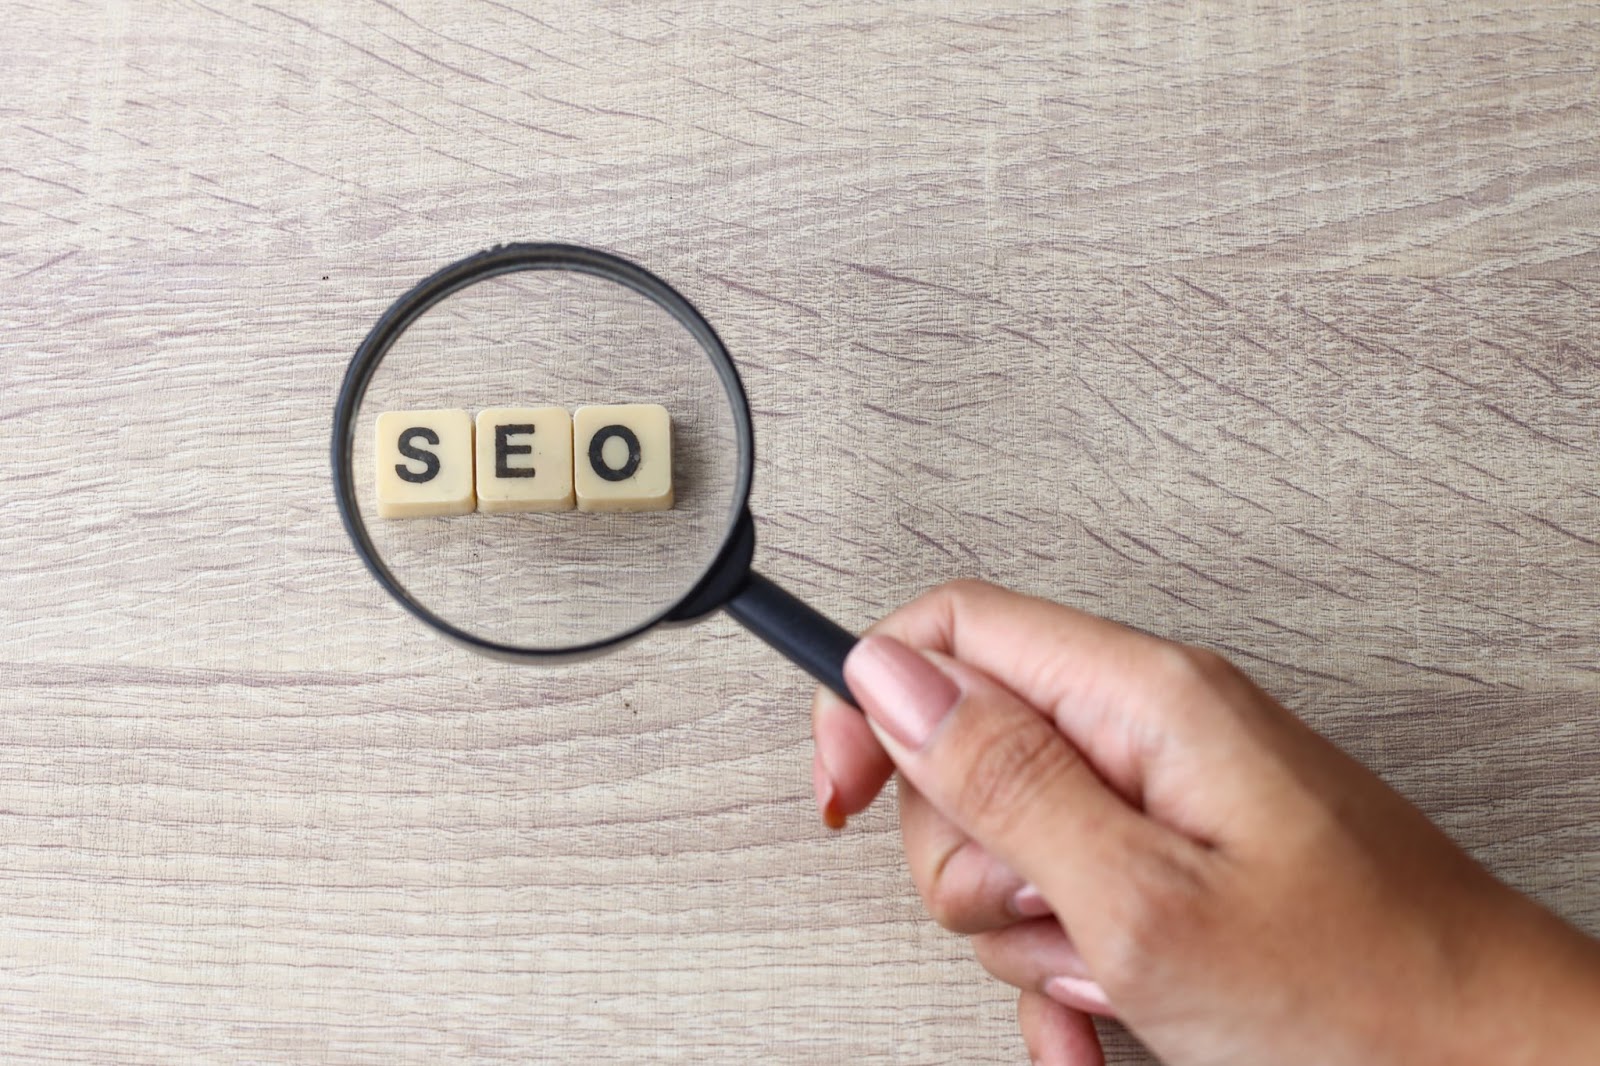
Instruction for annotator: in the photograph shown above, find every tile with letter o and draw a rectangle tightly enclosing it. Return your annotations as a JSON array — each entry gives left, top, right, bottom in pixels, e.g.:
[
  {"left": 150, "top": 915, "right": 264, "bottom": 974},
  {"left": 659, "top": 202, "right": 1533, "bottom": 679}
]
[{"left": 572, "top": 403, "right": 673, "bottom": 512}]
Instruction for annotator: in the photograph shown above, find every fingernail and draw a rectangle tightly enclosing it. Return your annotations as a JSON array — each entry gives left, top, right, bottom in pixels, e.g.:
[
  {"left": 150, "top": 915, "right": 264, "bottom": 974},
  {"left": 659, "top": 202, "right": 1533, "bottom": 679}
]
[
  {"left": 844, "top": 636, "right": 960, "bottom": 751},
  {"left": 812, "top": 751, "right": 846, "bottom": 830},
  {"left": 822, "top": 799, "right": 847, "bottom": 831},
  {"left": 1010, "top": 882, "right": 1052, "bottom": 919},
  {"left": 1044, "top": 975, "right": 1113, "bottom": 1014}
]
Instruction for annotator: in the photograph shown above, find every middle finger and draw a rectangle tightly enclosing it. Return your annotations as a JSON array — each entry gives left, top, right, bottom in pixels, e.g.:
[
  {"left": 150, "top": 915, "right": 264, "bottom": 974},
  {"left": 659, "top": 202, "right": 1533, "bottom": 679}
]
[{"left": 900, "top": 776, "right": 1041, "bottom": 934}]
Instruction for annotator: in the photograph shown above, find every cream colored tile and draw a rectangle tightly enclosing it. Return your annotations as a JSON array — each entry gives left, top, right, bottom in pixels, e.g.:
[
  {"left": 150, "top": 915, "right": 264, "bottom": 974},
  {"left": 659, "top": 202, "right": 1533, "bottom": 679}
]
[
  {"left": 374, "top": 409, "right": 476, "bottom": 518},
  {"left": 473, "top": 407, "right": 574, "bottom": 512},
  {"left": 572, "top": 404, "right": 673, "bottom": 512}
]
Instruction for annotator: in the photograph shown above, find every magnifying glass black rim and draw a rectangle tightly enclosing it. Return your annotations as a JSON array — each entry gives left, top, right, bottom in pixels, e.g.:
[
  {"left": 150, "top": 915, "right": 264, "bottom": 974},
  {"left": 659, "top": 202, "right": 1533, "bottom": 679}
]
[{"left": 331, "top": 242, "right": 756, "bottom": 663}]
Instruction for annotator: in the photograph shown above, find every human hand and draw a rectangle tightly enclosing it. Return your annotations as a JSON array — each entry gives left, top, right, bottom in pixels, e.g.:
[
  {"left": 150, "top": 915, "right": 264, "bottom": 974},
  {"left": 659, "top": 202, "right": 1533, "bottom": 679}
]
[{"left": 811, "top": 581, "right": 1600, "bottom": 1065}]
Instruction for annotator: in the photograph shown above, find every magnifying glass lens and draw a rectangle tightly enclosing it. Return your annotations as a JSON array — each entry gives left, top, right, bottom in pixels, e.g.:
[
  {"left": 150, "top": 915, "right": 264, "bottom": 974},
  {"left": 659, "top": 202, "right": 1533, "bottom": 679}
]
[{"left": 348, "top": 265, "right": 744, "bottom": 653}]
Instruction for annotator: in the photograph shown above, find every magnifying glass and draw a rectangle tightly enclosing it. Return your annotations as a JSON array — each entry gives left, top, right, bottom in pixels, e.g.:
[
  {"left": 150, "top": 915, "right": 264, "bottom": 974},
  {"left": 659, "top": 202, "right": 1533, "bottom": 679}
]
[{"left": 331, "top": 243, "right": 858, "bottom": 702}]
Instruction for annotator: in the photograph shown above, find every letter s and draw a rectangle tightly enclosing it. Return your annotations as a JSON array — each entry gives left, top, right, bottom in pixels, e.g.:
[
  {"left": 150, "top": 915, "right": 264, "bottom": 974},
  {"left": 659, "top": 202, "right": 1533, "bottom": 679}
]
[{"left": 395, "top": 427, "right": 441, "bottom": 483}]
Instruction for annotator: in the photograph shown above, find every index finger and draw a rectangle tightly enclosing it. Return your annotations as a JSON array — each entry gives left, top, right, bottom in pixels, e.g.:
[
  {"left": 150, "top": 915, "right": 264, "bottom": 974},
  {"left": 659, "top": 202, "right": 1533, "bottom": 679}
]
[{"left": 812, "top": 680, "right": 893, "bottom": 821}]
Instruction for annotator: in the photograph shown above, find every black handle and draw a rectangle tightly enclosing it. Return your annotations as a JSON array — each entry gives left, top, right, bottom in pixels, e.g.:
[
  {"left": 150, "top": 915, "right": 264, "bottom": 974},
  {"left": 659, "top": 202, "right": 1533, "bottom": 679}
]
[{"left": 724, "top": 570, "right": 858, "bottom": 704}]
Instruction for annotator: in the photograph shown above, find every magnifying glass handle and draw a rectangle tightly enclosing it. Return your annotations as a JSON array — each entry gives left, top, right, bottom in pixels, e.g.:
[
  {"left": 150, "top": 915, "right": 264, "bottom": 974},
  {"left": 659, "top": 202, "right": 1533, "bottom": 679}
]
[{"left": 725, "top": 571, "right": 858, "bottom": 706}]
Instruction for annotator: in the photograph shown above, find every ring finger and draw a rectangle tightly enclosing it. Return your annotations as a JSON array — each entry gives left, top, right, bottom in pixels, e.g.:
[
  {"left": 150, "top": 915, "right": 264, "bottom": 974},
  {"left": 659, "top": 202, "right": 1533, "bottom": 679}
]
[{"left": 972, "top": 918, "right": 1115, "bottom": 1017}]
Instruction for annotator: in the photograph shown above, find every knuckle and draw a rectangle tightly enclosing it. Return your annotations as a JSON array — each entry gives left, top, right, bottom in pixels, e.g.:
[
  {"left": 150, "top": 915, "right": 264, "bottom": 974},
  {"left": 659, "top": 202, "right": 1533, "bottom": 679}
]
[
  {"left": 1093, "top": 844, "right": 1214, "bottom": 994},
  {"left": 935, "top": 578, "right": 1000, "bottom": 620},
  {"left": 1185, "top": 643, "right": 1240, "bottom": 683},
  {"left": 870, "top": 578, "right": 995, "bottom": 643},
  {"left": 941, "top": 577, "right": 997, "bottom": 601},
  {"left": 968, "top": 930, "right": 1009, "bottom": 981},
  {"left": 1154, "top": 641, "right": 1237, "bottom": 693},
  {"left": 956, "top": 720, "right": 1078, "bottom": 833},
  {"left": 922, "top": 874, "right": 974, "bottom": 932},
  {"left": 915, "top": 842, "right": 989, "bottom": 934}
]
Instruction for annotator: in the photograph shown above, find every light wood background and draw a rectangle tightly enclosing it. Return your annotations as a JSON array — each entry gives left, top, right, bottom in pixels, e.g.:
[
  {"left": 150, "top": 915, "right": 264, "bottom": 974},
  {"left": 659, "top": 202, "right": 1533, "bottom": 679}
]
[{"left": 3, "top": 2, "right": 1598, "bottom": 1063}]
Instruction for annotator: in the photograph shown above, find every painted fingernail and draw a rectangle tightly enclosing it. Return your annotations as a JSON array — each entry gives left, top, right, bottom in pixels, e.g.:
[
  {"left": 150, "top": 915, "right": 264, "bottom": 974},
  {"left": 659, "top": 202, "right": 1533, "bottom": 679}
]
[
  {"left": 844, "top": 636, "right": 960, "bottom": 751},
  {"left": 822, "top": 800, "right": 846, "bottom": 830},
  {"left": 1010, "top": 882, "right": 1052, "bottom": 918},
  {"left": 812, "top": 752, "right": 846, "bottom": 830},
  {"left": 1044, "top": 975, "right": 1113, "bottom": 1015}
]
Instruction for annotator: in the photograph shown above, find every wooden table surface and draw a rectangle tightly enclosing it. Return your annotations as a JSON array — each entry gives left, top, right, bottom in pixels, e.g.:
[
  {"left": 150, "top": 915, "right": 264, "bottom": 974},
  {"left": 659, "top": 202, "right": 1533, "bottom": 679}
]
[{"left": 3, "top": 3, "right": 1597, "bottom": 1063}]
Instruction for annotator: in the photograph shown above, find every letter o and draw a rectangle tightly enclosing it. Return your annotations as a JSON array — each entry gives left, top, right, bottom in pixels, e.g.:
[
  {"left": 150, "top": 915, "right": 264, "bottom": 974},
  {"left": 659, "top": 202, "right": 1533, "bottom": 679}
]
[{"left": 588, "top": 424, "right": 641, "bottom": 482}]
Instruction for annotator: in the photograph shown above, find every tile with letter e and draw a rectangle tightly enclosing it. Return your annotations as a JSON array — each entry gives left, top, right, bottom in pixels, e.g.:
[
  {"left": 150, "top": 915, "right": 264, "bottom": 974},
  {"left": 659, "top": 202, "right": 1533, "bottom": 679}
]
[
  {"left": 572, "top": 403, "right": 673, "bottom": 512},
  {"left": 374, "top": 409, "right": 476, "bottom": 518},
  {"left": 474, "top": 407, "right": 574, "bottom": 512}
]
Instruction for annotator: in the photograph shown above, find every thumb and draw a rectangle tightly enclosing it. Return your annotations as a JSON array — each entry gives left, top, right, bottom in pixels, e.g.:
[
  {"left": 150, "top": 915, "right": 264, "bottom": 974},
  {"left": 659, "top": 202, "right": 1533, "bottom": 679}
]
[{"left": 844, "top": 634, "right": 1168, "bottom": 923}]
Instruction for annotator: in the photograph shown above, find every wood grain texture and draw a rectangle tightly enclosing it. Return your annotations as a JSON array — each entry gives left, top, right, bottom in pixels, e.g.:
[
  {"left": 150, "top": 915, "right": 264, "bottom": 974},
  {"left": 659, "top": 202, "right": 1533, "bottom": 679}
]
[{"left": 2, "top": 2, "right": 1597, "bottom": 1063}]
